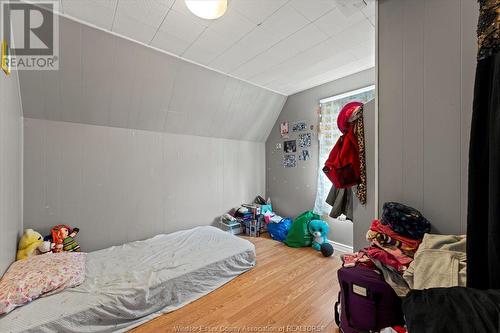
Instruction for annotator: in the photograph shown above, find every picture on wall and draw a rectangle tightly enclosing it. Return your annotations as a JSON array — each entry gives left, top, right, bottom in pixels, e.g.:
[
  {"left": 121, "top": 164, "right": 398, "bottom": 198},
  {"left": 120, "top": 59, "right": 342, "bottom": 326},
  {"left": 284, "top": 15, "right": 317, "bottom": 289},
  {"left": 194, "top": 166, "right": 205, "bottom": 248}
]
[
  {"left": 280, "top": 122, "right": 289, "bottom": 138},
  {"left": 299, "top": 150, "right": 310, "bottom": 161},
  {"left": 298, "top": 133, "right": 312, "bottom": 148},
  {"left": 284, "top": 140, "right": 297, "bottom": 153},
  {"left": 292, "top": 121, "right": 307, "bottom": 132},
  {"left": 283, "top": 154, "right": 297, "bottom": 168}
]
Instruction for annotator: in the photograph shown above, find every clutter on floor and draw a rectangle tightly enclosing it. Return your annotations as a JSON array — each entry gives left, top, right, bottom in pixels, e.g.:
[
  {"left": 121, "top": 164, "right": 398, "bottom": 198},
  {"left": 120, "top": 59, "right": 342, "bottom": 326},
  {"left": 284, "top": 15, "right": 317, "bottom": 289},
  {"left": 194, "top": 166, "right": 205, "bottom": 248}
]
[
  {"left": 282, "top": 211, "right": 334, "bottom": 257},
  {"left": 308, "top": 219, "right": 334, "bottom": 257},
  {"left": 219, "top": 196, "right": 293, "bottom": 239},
  {"left": 335, "top": 201, "right": 468, "bottom": 332},
  {"left": 284, "top": 210, "right": 320, "bottom": 248},
  {"left": 220, "top": 204, "right": 334, "bottom": 258}
]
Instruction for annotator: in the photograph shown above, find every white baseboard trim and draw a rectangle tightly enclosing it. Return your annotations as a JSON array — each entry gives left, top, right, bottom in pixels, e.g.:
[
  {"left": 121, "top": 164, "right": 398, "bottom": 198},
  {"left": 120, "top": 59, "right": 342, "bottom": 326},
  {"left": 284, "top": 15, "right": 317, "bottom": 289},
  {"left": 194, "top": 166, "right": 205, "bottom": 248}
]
[{"left": 329, "top": 240, "right": 353, "bottom": 254}]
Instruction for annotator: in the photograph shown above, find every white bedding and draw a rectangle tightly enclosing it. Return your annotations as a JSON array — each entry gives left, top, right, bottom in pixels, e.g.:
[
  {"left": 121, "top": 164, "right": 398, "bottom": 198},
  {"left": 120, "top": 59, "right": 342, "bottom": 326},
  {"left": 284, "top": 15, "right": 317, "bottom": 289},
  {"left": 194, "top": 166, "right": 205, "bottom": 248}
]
[{"left": 0, "top": 226, "right": 256, "bottom": 333}]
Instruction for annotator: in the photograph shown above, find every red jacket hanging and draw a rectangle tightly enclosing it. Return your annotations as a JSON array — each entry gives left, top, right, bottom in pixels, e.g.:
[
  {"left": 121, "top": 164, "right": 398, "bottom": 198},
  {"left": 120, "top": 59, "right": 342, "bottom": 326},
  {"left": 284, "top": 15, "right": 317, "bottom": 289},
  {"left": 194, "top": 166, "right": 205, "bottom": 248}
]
[{"left": 323, "top": 102, "right": 363, "bottom": 188}]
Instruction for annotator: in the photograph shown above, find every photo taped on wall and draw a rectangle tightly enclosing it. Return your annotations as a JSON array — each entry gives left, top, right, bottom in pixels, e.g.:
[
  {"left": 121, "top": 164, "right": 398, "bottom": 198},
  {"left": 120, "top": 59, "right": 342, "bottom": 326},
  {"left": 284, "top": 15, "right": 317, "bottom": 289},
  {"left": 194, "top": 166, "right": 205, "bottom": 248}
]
[
  {"left": 283, "top": 154, "right": 297, "bottom": 168},
  {"left": 284, "top": 140, "right": 296, "bottom": 153}
]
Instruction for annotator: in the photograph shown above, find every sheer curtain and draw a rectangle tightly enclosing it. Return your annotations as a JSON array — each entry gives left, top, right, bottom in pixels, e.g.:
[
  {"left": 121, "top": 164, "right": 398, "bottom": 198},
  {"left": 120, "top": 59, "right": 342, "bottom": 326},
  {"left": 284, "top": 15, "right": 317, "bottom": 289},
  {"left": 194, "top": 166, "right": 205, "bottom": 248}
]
[{"left": 313, "top": 87, "right": 375, "bottom": 216}]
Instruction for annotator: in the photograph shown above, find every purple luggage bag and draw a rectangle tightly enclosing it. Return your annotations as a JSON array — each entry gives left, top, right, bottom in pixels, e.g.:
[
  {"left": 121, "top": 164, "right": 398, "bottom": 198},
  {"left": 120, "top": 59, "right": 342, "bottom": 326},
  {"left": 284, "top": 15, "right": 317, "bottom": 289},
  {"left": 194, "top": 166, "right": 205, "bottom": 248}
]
[{"left": 334, "top": 266, "right": 404, "bottom": 332}]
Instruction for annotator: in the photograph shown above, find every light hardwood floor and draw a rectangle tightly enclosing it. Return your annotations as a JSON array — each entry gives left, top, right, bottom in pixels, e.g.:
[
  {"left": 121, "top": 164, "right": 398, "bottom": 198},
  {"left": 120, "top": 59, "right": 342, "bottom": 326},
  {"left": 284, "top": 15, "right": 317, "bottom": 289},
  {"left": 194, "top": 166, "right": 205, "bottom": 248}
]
[{"left": 132, "top": 235, "right": 342, "bottom": 333}]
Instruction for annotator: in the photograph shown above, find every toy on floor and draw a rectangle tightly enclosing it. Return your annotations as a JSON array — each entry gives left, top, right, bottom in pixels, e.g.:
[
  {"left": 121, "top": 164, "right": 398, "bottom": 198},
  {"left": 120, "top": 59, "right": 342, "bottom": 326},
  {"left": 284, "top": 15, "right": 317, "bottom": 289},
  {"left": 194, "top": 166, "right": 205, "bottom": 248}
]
[
  {"left": 285, "top": 211, "right": 320, "bottom": 248},
  {"left": 320, "top": 243, "right": 334, "bottom": 257},
  {"left": 51, "top": 225, "right": 81, "bottom": 253},
  {"left": 308, "top": 219, "right": 334, "bottom": 257},
  {"left": 16, "top": 229, "right": 53, "bottom": 260}
]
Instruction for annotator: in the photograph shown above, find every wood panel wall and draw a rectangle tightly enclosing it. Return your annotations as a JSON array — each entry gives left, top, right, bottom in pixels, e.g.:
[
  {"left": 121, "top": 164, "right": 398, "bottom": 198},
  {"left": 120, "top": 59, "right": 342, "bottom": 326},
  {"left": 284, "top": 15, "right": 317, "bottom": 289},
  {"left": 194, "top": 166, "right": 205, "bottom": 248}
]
[{"left": 378, "top": 0, "right": 478, "bottom": 234}]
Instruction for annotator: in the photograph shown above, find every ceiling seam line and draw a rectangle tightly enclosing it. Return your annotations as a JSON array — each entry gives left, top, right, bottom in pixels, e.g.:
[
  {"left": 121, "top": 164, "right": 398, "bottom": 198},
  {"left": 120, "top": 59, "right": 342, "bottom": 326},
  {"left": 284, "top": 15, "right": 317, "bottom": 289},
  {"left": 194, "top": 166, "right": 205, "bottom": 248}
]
[
  {"left": 110, "top": 0, "right": 120, "bottom": 31},
  {"left": 228, "top": 6, "right": 340, "bottom": 78},
  {"left": 148, "top": 0, "right": 177, "bottom": 45},
  {"left": 180, "top": 26, "right": 209, "bottom": 57},
  {"left": 207, "top": 0, "right": 292, "bottom": 66}
]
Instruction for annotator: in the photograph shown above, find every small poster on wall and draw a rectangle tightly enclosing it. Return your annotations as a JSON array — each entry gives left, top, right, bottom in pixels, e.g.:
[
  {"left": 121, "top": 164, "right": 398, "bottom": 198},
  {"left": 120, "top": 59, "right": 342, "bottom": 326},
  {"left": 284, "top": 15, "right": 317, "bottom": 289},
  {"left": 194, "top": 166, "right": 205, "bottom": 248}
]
[
  {"left": 292, "top": 121, "right": 307, "bottom": 132},
  {"left": 298, "top": 150, "right": 310, "bottom": 161},
  {"left": 298, "top": 133, "right": 312, "bottom": 148},
  {"left": 284, "top": 140, "right": 297, "bottom": 153},
  {"left": 283, "top": 154, "right": 297, "bottom": 168},
  {"left": 280, "top": 121, "right": 289, "bottom": 138},
  {"left": 276, "top": 143, "right": 282, "bottom": 150}
]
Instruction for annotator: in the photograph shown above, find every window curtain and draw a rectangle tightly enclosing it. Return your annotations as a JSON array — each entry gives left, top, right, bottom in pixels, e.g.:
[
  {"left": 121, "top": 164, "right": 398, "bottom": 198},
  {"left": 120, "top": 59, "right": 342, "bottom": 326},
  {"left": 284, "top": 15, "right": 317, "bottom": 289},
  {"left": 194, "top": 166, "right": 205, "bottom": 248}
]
[{"left": 313, "top": 89, "right": 375, "bottom": 216}]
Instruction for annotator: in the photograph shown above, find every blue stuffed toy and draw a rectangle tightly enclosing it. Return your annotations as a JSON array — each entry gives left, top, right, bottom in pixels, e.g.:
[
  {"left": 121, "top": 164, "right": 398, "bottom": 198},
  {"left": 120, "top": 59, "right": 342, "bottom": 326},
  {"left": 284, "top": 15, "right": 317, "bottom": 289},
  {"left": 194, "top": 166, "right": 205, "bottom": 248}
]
[{"left": 308, "top": 219, "right": 329, "bottom": 251}]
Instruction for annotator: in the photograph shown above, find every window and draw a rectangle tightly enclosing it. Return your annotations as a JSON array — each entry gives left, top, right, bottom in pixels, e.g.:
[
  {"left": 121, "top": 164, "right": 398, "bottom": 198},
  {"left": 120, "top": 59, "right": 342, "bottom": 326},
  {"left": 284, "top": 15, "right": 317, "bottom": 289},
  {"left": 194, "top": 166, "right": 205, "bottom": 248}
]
[{"left": 313, "top": 85, "right": 375, "bottom": 216}]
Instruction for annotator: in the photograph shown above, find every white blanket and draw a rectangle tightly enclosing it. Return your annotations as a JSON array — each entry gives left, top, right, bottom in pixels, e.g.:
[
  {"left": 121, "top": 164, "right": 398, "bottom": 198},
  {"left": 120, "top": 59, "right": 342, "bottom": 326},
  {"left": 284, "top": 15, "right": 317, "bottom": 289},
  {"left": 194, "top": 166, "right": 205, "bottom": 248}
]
[{"left": 0, "top": 226, "right": 255, "bottom": 333}]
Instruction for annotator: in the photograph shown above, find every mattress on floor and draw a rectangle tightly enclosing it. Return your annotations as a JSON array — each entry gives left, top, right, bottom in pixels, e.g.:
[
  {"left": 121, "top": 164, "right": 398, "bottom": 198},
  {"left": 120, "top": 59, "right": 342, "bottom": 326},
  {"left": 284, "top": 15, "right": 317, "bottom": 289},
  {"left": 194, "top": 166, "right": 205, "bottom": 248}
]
[{"left": 0, "top": 226, "right": 256, "bottom": 333}]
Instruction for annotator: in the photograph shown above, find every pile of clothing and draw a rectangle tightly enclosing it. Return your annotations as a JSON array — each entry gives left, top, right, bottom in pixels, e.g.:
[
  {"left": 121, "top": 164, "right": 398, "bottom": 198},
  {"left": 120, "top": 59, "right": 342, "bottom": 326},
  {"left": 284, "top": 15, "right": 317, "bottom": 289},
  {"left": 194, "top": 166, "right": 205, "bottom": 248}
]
[{"left": 342, "top": 202, "right": 431, "bottom": 296}]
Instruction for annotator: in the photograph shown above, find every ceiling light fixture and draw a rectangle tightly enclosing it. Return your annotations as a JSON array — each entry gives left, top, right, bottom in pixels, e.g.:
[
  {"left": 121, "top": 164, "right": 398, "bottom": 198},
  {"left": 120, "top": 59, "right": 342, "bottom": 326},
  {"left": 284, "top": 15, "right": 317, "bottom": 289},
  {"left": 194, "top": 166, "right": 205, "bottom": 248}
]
[{"left": 185, "top": 0, "right": 227, "bottom": 20}]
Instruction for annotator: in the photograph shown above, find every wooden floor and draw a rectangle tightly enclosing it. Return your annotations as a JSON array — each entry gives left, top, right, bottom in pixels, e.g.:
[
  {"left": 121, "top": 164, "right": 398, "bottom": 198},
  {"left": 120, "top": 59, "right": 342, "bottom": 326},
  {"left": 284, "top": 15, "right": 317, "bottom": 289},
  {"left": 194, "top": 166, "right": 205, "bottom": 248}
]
[{"left": 132, "top": 235, "right": 341, "bottom": 333}]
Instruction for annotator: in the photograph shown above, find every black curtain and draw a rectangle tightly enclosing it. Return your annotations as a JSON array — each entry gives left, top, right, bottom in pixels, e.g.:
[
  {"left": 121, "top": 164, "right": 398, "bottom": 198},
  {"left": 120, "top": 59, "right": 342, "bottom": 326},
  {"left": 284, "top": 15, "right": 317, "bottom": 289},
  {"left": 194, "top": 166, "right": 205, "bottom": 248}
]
[{"left": 467, "top": 46, "right": 500, "bottom": 288}]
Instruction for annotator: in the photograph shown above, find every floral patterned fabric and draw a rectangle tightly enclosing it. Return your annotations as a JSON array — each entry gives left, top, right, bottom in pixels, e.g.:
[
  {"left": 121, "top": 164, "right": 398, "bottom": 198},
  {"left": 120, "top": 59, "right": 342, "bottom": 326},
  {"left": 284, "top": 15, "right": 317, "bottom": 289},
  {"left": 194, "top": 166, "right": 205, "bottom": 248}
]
[{"left": 0, "top": 252, "right": 86, "bottom": 314}]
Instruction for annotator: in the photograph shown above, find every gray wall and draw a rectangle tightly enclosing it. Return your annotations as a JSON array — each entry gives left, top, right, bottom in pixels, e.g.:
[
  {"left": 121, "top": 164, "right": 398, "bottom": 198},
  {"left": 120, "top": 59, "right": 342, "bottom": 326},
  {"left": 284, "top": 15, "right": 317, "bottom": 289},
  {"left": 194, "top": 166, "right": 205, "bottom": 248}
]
[
  {"left": 19, "top": 16, "right": 287, "bottom": 142},
  {"left": 378, "top": 0, "right": 478, "bottom": 235},
  {"left": 20, "top": 16, "right": 285, "bottom": 252},
  {"left": 265, "top": 68, "right": 375, "bottom": 246},
  {"left": 0, "top": 69, "right": 23, "bottom": 275},
  {"left": 24, "top": 118, "right": 265, "bottom": 252}
]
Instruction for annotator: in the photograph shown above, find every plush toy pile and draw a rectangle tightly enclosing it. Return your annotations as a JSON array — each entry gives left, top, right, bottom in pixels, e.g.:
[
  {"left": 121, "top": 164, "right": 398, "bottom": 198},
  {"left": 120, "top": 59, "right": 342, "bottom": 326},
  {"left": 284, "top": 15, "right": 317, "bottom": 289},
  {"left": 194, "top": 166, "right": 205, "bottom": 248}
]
[
  {"left": 16, "top": 225, "right": 81, "bottom": 261},
  {"left": 284, "top": 211, "right": 334, "bottom": 257}
]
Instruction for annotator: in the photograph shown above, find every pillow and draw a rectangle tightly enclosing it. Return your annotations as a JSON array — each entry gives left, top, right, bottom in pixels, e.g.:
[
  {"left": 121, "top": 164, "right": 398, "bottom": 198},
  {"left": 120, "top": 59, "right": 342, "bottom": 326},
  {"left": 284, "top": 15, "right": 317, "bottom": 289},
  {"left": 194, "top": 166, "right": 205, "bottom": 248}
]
[{"left": 0, "top": 252, "right": 87, "bottom": 315}]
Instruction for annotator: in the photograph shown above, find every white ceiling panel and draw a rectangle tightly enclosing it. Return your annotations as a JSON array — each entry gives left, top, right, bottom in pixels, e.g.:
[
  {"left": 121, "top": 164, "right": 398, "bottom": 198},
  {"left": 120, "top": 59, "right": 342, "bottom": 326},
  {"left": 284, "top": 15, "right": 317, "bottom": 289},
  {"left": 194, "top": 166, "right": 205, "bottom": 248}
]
[
  {"left": 115, "top": 0, "right": 173, "bottom": 27},
  {"left": 260, "top": 3, "right": 309, "bottom": 39},
  {"left": 182, "top": 30, "right": 232, "bottom": 64},
  {"left": 207, "top": 6, "right": 256, "bottom": 42},
  {"left": 313, "top": 6, "right": 367, "bottom": 37},
  {"left": 230, "top": 0, "right": 288, "bottom": 24},
  {"left": 360, "top": 0, "right": 376, "bottom": 20},
  {"left": 54, "top": 0, "right": 374, "bottom": 95},
  {"left": 208, "top": 25, "right": 281, "bottom": 73},
  {"left": 112, "top": 13, "right": 158, "bottom": 43},
  {"left": 159, "top": 9, "right": 206, "bottom": 42},
  {"left": 150, "top": 28, "right": 191, "bottom": 55},
  {"left": 62, "top": 0, "right": 117, "bottom": 29},
  {"left": 290, "top": 0, "right": 337, "bottom": 22},
  {"left": 283, "top": 23, "right": 330, "bottom": 53}
]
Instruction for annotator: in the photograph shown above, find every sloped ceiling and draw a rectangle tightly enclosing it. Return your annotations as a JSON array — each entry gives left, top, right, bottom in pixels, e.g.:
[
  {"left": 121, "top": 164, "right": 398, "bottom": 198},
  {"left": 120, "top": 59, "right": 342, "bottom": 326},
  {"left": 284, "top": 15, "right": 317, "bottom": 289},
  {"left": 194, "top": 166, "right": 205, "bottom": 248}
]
[
  {"left": 54, "top": 0, "right": 375, "bottom": 95},
  {"left": 19, "top": 16, "right": 287, "bottom": 142}
]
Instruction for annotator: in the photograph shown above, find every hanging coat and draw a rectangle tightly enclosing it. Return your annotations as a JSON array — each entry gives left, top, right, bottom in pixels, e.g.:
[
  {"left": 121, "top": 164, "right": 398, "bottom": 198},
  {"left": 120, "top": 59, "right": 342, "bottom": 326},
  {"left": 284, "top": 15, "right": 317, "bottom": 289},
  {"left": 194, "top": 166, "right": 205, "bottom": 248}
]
[
  {"left": 467, "top": 0, "right": 500, "bottom": 290},
  {"left": 323, "top": 101, "right": 364, "bottom": 189}
]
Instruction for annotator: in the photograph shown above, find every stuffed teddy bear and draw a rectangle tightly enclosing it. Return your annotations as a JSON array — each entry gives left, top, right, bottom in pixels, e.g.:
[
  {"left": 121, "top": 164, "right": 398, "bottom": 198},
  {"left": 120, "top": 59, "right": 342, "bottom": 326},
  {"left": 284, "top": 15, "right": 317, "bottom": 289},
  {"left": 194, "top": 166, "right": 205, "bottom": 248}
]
[
  {"left": 308, "top": 220, "right": 330, "bottom": 251},
  {"left": 16, "top": 229, "right": 52, "bottom": 260}
]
